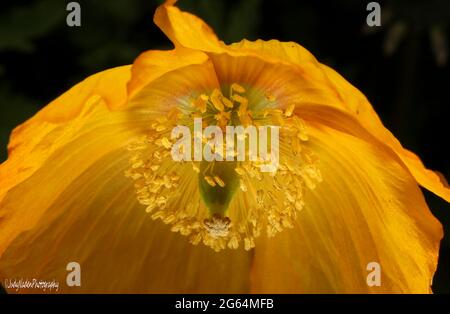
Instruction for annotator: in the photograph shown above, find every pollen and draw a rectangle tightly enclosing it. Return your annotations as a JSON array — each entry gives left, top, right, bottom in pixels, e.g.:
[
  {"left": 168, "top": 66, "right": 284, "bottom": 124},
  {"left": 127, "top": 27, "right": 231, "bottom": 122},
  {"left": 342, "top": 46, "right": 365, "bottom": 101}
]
[
  {"left": 192, "top": 162, "right": 200, "bottom": 173},
  {"left": 213, "top": 176, "right": 226, "bottom": 187},
  {"left": 161, "top": 137, "right": 172, "bottom": 149},
  {"left": 231, "top": 83, "right": 246, "bottom": 94},
  {"left": 210, "top": 89, "right": 225, "bottom": 112},
  {"left": 284, "top": 104, "right": 295, "bottom": 117},
  {"left": 204, "top": 176, "right": 217, "bottom": 187},
  {"left": 125, "top": 83, "right": 322, "bottom": 252},
  {"left": 192, "top": 95, "right": 208, "bottom": 113},
  {"left": 239, "top": 179, "right": 247, "bottom": 192}
]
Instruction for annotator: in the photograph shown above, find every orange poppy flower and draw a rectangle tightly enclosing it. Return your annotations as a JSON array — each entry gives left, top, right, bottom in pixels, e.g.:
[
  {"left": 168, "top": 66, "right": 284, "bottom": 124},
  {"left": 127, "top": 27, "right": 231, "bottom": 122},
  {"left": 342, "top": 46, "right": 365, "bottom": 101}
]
[{"left": 0, "top": 0, "right": 449, "bottom": 293}]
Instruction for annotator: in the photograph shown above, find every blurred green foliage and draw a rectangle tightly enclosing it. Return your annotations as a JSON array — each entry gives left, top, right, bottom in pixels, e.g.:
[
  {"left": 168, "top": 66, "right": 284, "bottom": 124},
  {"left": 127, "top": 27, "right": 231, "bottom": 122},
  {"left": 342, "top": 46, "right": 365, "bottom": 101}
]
[
  {"left": 0, "top": 0, "right": 65, "bottom": 52},
  {"left": 0, "top": 0, "right": 449, "bottom": 293}
]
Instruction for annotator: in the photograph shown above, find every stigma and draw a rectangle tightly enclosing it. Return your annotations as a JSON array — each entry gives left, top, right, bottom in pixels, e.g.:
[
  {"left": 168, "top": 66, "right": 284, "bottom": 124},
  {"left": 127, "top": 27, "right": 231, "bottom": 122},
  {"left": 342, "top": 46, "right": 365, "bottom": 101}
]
[{"left": 125, "top": 83, "right": 322, "bottom": 251}]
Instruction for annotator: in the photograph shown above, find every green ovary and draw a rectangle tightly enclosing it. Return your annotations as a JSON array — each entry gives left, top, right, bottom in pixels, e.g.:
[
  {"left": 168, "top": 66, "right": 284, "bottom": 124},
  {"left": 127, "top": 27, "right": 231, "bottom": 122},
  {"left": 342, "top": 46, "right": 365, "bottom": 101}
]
[{"left": 198, "top": 160, "right": 239, "bottom": 217}]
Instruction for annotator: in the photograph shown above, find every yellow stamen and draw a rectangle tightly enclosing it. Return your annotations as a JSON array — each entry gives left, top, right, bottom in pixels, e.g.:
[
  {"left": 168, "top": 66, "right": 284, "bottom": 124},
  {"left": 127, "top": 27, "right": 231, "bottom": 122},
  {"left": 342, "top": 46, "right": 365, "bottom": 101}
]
[
  {"left": 214, "top": 176, "right": 226, "bottom": 187},
  {"left": 232, "top": 94, "right": 248, "bottom": 108},
  {"left": 239, "top": 179, "right": 247, "bottom": 192},
  {"left": 231, "top": 83, "right": 246, "bottom": 94},
  {"left": 284, "top": 104, "right": 295, "bottom": 117},
  {"left": 214, "top": 110, "right": 231, "bottom": 129},
  {"left": 222, "top": 96, "right": 233, "bottom": 108},
  {"left": 235, "top": 167, "right": 245, "bottom": 176},
  {"left": 125, "top": 83, "right": 322, "bottom": 252},
  {"left": 204, "top": 176, "right": 217, "bottom": 187},
  {"left": 232, "top": 94, "right": 253, "bottom": 126},
  {"left": 193, "top": 94, "right": 208, "bottom": 113},
  {"left": 161, "top": 137, "right": 172, "bottom": 149},
  {"left": 210, "top": 89, "right": 225, "bottom": 112},
  {"left": 156, "top": 125, "right": 166, "bottom": 132},
  {"left": 192, "top": 162, "right": 200, "bottom": 173}
]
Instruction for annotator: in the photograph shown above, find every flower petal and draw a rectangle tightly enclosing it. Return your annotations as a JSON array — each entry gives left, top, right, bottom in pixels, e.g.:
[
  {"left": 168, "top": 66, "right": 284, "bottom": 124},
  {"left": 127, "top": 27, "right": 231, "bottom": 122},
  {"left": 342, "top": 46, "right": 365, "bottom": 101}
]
[
  {"left": 251, "top": 120, "right": 442, "bottom": 293},
  {"left": 208, "top": 52, "right": 338, "bottom": 110},
  {"left": 129, "top": 57, "right": 219, "bottom": 111},
  {"left": 228, "top": 39, "right": 450, "bottom": 202},
  {"left": 229, "top": 39, "right": 318, "bottom": 66},
  {"left": 0, "top": 61, "right": 251, "bottom": 292},
  {"left": 0, "top": 95, "right": 144, "bottom": 258},
  {"left": 0, "top": 149, "right": 251, "bottom": 293},
  {"left": 0, "top": 55, "right": 210, "bottom": 253},
  {"left": 154, "top": 0, "right": 223, "bottom": 52},
  {"left": 152, "top": 1, "right": 449, "bottom": 201},
  {"left": 319, "top": 64, "right": 450, "bottom": 202},
  {"left": 0, "top": 66, "right": 133, "bottom": 245},
  {"left": 127, "top": 48, "right": 210, "bottom": 98},
  {"left": 1, "top": 66, "right": 131, "bottom": 180}
]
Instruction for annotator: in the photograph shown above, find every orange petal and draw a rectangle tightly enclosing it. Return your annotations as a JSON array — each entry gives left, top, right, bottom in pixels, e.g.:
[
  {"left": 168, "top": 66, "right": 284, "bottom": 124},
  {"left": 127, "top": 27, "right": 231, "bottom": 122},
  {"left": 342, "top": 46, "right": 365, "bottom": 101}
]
[
  {"left": 0, "top": 66, "right": 132, "bottom": 212},
  {"left": 226, "top": 39, "right": 450, "bottom": 202},
  {"left": 128, "top": 48, "right": 210, "bottom": 98},
  {"left": 319, "top": 63, "right": 450, "bottom": 202},
  {"left": 251, "top": 120, "right": 442, "bottom": 293},
  {"left": 0, "top": 149, "right": 251, "bottom": 293},
  {"left": 154, "top": 0, "right": 223, "bottom": 52},
  {"left": 0, "top": 96, "right": 145, "bottom": 258},
  {"left": 0, "top": 60, "right": 251, "bottom": 292}
]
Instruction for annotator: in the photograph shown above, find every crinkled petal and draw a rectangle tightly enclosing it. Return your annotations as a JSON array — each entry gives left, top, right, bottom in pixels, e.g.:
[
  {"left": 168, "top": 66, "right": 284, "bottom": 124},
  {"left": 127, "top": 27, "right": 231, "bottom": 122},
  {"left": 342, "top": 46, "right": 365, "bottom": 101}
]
[
  {"left": 227, "top": 39, "right": 450, "bottom": 202},
  {"left": 154, "top": 0, "right": 223, "bottom": 52},
  {"left": 0, "top": 60, "right": 251, "bottom": 293},
  {"left": 0, "top": 148, "right": 251, "bottom": 293},
  {"left": 154, "top": 0, "right": 450, "bottom": 202},
  {"left": 127, "top": 48, "right": 209, "bottom": 97},
  {"left": 251, "top": 119, "right": 442, "bottom": 293}
]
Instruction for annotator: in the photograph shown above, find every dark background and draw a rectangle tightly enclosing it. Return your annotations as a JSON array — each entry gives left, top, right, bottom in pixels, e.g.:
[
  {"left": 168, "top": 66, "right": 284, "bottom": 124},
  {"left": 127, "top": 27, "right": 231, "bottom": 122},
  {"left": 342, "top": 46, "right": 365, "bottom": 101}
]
[{"left": 0, "top": 0, "right": 449, "bottom": 293}]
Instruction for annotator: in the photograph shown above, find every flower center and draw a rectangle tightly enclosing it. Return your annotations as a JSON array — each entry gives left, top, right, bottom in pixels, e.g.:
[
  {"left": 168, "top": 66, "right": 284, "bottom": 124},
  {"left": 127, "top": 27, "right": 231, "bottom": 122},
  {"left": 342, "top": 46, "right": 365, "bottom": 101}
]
[{"left": 125, "top": 83, "right": 322, "bottom": 251}]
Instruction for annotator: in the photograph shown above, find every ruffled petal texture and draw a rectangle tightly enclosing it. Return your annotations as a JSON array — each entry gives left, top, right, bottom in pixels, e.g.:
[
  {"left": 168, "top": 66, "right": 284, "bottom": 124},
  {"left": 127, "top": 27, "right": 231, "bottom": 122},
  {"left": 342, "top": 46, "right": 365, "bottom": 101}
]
[
  {"left": 229, "top": 40, "right": 450, "bottom": 202},
  {"left": 251, "top": 118, "right": 442, "bottom": 293},
  {"left": 153, "top": 0, "right": 450, "bottom": 202},
  {"left": 0, "top": 148, "right": 251, "bottom": 293},
  {"left": 0, "top": 60, "right": 252, "bottom": 293},
  {"left": 0, "top": 66, "right": 133, "bottom": 257}
]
